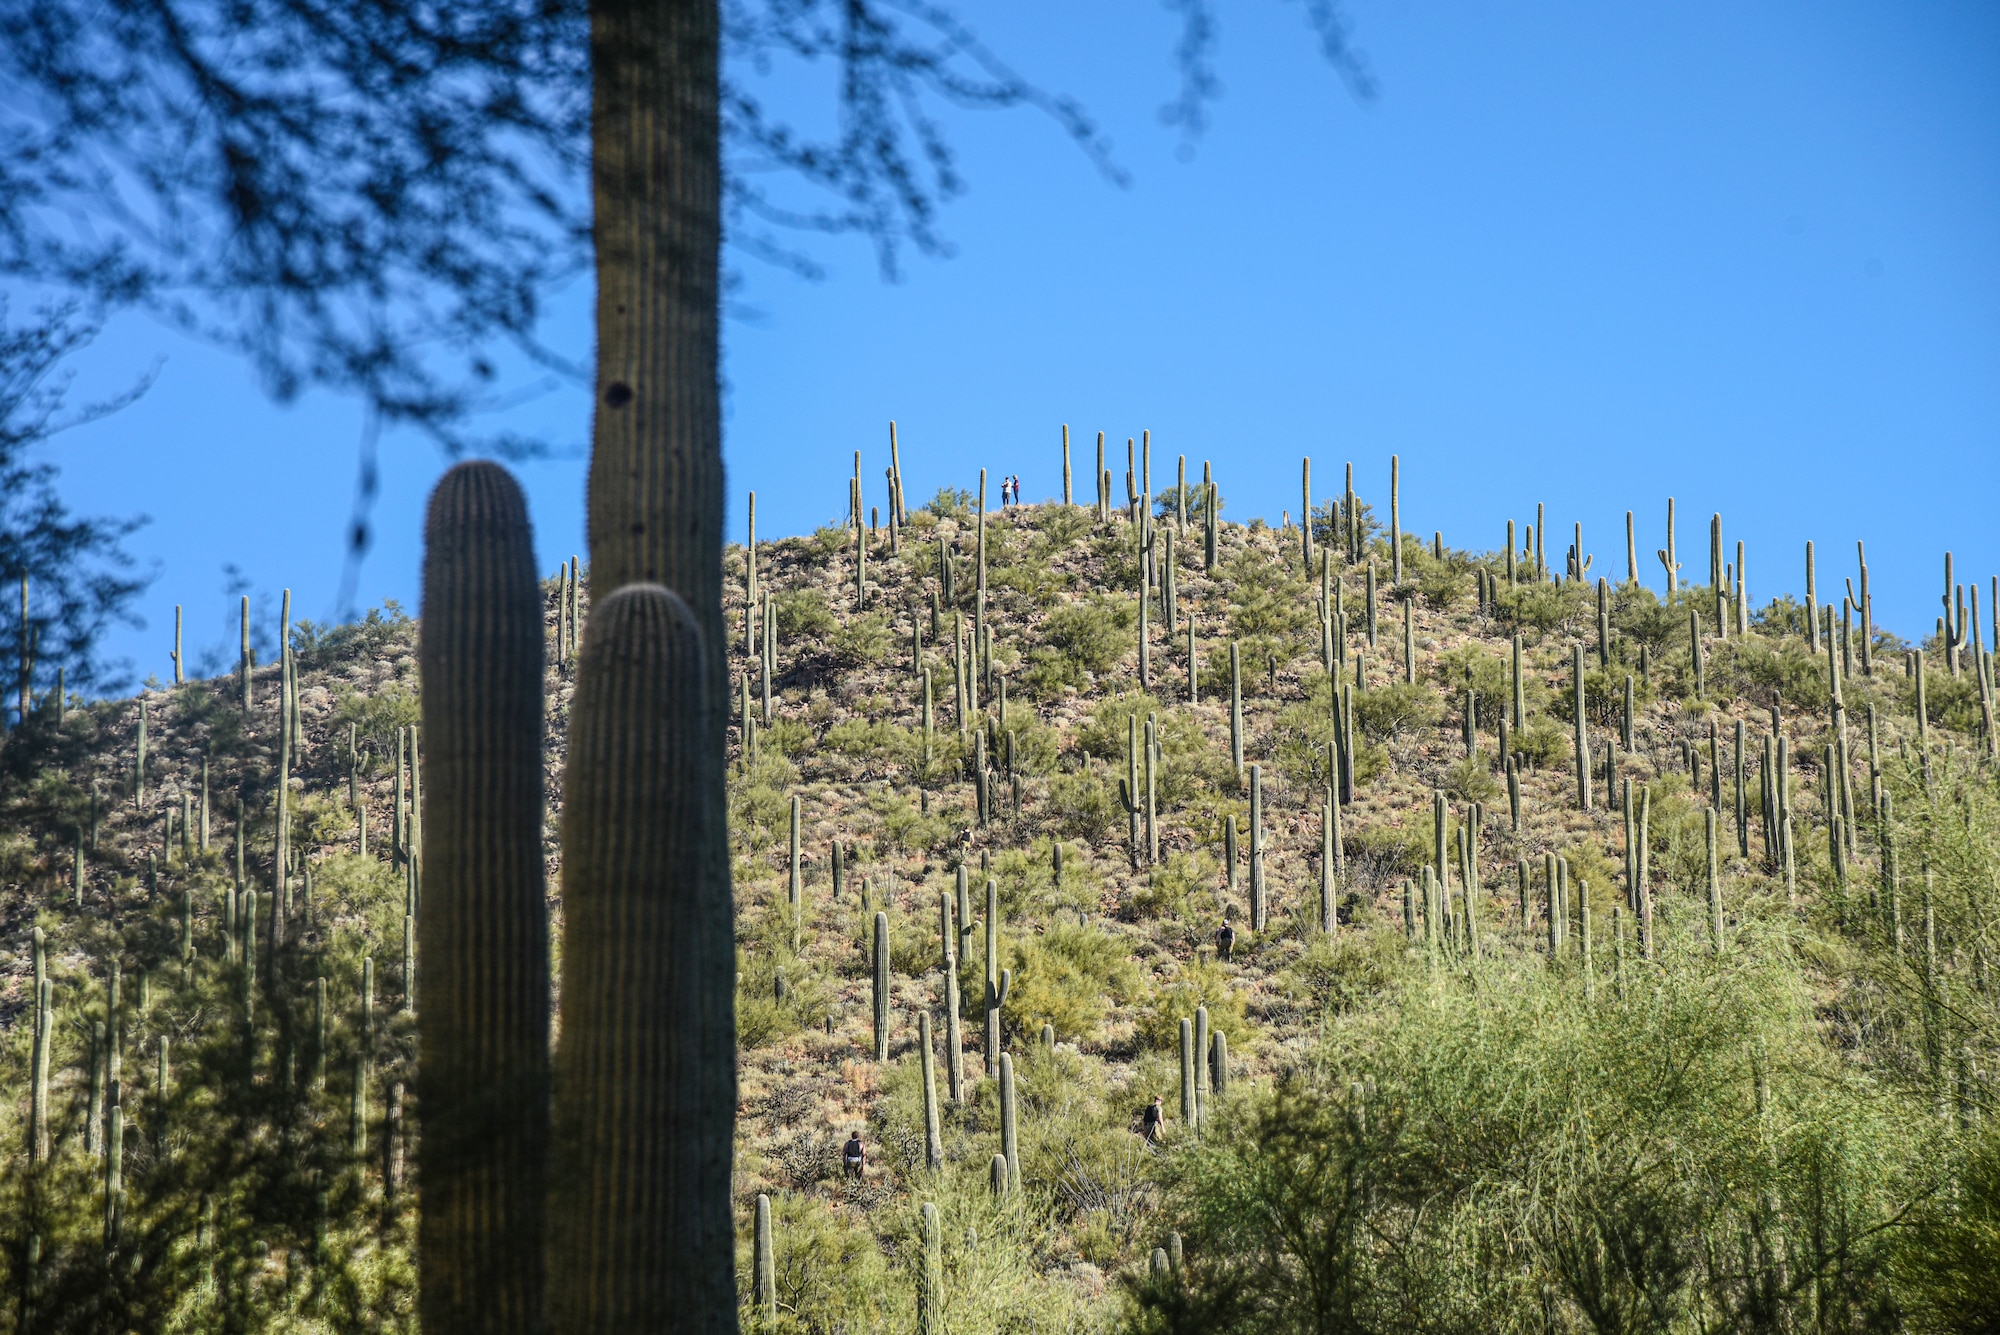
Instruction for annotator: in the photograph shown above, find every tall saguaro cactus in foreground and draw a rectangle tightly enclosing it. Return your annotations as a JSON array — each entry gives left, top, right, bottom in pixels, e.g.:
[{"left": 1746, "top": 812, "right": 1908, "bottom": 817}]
[
  {"left": 417, "top": 461, "right": 551, "bottom": 1333},
  {"left": 567, "top": 0, "right": 735, "bottom": 1329},
  {"left": 552, "top": 585, "right": 733, "bottom": 1330}
]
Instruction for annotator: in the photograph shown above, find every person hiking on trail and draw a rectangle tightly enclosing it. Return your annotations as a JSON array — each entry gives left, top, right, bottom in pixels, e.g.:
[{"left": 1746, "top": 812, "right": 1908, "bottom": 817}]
[
  {"left": 843, "top": 1132, "right": 865, "bottom": 1179},
  {"left": 1216, "top": 917, "right": 1236, "bottom": 961},
  {"left": 1142, "top": 1094, "right": 1166, "bottom": 1143}
]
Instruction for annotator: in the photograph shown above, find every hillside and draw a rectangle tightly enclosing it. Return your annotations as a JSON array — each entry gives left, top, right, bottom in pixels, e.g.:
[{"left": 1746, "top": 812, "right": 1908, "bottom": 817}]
[{"left": 2, "top": 467, "right": 1997, "bottom": 1332}]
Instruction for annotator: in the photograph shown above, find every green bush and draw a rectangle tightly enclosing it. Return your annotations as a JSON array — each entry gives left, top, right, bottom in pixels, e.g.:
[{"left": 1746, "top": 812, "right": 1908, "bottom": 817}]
[
  {"left": 773, "top": 587, "right": 836, "bottom": 640},
  {"left": 1134, "top": 946, "right": 1925, "bottom": 1334},
  {"left": 829, "top": 611, "right": 892, "bottom": 666},
  {"left": 1048, "top": 764, "right": 1122, "bottom": 847},
  {"left": 1352, "top": 679, "right": 1442, "bottom": 742},
  {"left": 1004, "top": 920, "right": 1142, "bottom": 1044}
]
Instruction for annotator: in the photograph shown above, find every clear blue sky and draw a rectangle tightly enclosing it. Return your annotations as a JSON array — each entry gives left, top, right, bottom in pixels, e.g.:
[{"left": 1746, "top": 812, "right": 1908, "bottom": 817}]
[{"left": 32, "top": 0, "right": 2000, "bottom": 688}]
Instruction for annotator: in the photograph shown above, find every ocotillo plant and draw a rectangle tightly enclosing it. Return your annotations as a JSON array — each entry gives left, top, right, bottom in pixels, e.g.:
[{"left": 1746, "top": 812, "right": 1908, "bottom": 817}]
[{"left": 551, "top": 583, "right": 733, "bottom": 1330}]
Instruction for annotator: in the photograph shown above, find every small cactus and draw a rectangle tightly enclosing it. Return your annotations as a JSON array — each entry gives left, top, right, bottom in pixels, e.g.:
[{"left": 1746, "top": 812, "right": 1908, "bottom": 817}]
[
  {"left": 999, "top": 1051, "right": 1020, "bottom": 1190},
  {"left": 917, "top": 1201, "right": 943, "bottom": 1334},
  {"left": 753, "top": 1193, "right": 776, "bottom": 1326},
  {"left": 873, "top": 910, "right": 891, "bottom": 1062},
  {"left": 1248, "top": 764, "right": 1265, "bottom": 931},
  {"left": 920, "top": 1010, "right": 943, "bottom": 1169}
]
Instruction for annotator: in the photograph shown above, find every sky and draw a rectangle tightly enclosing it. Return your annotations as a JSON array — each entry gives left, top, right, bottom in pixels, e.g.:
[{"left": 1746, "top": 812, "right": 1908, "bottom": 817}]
[{"left": 26, "top": 0, "right": 2000, "bottom": 691}]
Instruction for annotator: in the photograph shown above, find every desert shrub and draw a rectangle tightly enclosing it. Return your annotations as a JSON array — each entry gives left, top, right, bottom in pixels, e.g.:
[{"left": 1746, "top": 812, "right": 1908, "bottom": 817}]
[
  {"left": 1902, "top": 663, "right": 1984, "bottom": 734},
  {"left": 870, "top": 789, "right": 952, "bottom": 854},
  {"left": 1135, "top": 956, "right": 1252, "bottom": 1054},
  {"left": 1030, "top": 503, "right": 1091, "bottom": 549},
  {"left": 1134, "top": 948, "right": 1923, "bottom": 1334},
  {"left": 1048, "top": 764, "right": 1121, "bottom": 846},
  {"left": 1352, "top": 679, "right": 1441, "bottom": 742},
  {"left": 823, "top": 718, "right": 916, "bottom": 766},
  {"left": 731, "top": 751, "right": 801, "bottom": 853},
  {"left": 1710, "top": 632, "right": 1829, "bottom": 715},
  {"left": 760, "top": 717, "right": 815, "bottom": 758},
  {"left": 1547, "top": 661, "right": 1656, "bottom": 728},
  {"left": 1611, "top": 582, "right": 1684, "bottom": 654},
  {"left": 829, "top": 611, "right": 892, "bottom": 666},
  {"left": 1004, "top": 919, "right": 1142, "bottom": 1044},
  {"left": 773, "top": 586, "right": 836, "bottom": 640},
  {"left": 1219, "top": 547, "right": 1310, "bottom": 643},
  {"left": 1126, "top": 850, "right": 1222, "bottom": 929},
  {"left": 1490, "top": 578, "right": 1588, "bottom": 634},
  {"left": 735, "top": 1192, "right": 896, "bottom": 1333},
  {"left": 1510, "top": 715, "right": 1570, "bottom": 768},
  {"left": 1271, "top": 685, "right": 1388, "bottom": 796},
  {"left": 1074, "top": 691, "right": 1162, "bottom": 761},
  {"left": 924, "top": 485, "right": 975, "bottom": 522},
  {"left": 1030, "top": 597, "right": 1136, "bottom": 695},
  {"left": 1438, "top": 755, "right": 1500, "bottom": 805},
  {"left": 291, "top": 601, "right": 413, "bottom": 672},
  {"left": 333, "top": 681, "right": 419, "bottom": 757},
  {"left": 1280, "top": 928, "right": 1408, "bottom": 1017},
  {"left": 804, "top": 523, "right": 850, "bottom": 559},
  {"left": 1429, "top": 644, "right": 1514, "bottom": 727}
]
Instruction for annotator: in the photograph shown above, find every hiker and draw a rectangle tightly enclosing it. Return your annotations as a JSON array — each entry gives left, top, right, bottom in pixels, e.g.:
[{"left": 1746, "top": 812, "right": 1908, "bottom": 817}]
[
  {"left": 1142, "top": 1094, "right": 1166, "bottom": 1143},
  {"left": 1216, "top": 917, "right": 1236, "bottom": 961},
  {"left": 843, "top": 1131, "right": 865, "bottom": 1179}
]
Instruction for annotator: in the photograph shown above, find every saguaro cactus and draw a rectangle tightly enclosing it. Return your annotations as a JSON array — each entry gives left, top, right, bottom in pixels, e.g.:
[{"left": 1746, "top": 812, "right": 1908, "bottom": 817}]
[
  {"left": 919, "top": 1010, "right": 943, "bottom": 1168},
  {"left": 918, "top": 1202, "right": 944, "bottom": 1334},
  {"left": 1248, "top": 764, "right": 1266, "bottom": 931},
  {"left": 872, "top": 911, "right": 891, "bottom": 1061},
  {"left": 415, "top": 462, "right": 551, "bottom": 1333},
  {"left": 753, "top": 1194, "right": 776, "bottom": 1326},
  {"left": 1572, "top": 645, "right": 1591, "bottom": 812},
  {"left": 551, "top": 584, "right": 733, "bottom": 1329},
  {"left": 1179, "top": 1018, "right": 1196, "bottom": 1128},
  {"left": 999, "top": 1052, "right": 1020, "bottom": 1190},
  {"left": 984, "top": 878, "right": 1010, "bottom": 1070}
]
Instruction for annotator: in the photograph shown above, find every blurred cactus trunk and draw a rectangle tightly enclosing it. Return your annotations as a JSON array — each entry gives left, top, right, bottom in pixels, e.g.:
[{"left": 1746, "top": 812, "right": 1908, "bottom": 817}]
[
  {"left": 550, "top": 0, "right": 736, "bottom": 1327},
  {"left": 417, "top": 462, "right": 551, "bottom": 1332}
]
